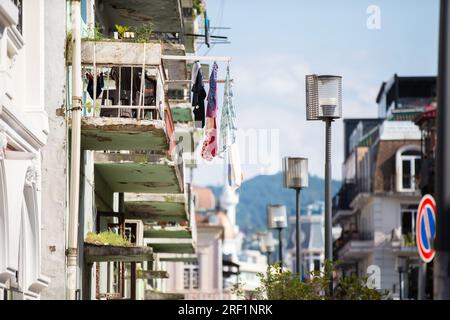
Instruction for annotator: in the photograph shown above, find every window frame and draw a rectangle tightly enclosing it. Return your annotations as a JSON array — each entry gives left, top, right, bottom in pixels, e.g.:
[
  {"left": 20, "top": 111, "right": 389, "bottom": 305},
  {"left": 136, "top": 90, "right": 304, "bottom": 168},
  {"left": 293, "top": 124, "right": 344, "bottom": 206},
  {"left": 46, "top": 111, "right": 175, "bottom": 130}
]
[{"left": 396, "top": 145, "right": 421, "bottom": 192}]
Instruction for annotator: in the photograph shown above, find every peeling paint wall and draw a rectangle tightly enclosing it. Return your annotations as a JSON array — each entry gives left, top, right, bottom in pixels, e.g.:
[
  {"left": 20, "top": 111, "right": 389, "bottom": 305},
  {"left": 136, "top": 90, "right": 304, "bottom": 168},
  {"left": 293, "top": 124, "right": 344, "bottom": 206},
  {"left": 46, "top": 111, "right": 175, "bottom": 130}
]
[{"left": 40, "top": 0, "right": 67, "bottom": 300}]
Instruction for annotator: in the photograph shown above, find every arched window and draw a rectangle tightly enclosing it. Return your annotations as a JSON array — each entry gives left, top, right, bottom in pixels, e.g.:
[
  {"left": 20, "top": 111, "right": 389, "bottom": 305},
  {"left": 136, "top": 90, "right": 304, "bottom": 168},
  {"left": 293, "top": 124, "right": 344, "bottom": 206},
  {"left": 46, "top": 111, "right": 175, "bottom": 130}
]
[{"left": 396, "top": 146, "right": 421, "bottom": 192}]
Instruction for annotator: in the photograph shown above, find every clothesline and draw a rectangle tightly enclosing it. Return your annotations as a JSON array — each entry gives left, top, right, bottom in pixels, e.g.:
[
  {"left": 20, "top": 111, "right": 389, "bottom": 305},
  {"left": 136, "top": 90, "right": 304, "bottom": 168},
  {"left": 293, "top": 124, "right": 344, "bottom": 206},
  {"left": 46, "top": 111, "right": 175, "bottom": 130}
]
[
  {"left": 162, "top": 55, "right": 232, "bottom": 62},
  {"left": 166, "top": 79, "right": 233, "bottom": 84}
]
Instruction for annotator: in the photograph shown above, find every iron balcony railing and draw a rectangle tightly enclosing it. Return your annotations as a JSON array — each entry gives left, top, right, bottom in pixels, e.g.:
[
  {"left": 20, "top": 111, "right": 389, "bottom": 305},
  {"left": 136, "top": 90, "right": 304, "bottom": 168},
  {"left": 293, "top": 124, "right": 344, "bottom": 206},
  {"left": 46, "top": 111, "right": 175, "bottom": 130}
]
[
  {"left": 332, "top": 183, "right": 358, "bottom": 212},
  {"left": 82, "top": 64, "right": 164, "bottom": 121}
]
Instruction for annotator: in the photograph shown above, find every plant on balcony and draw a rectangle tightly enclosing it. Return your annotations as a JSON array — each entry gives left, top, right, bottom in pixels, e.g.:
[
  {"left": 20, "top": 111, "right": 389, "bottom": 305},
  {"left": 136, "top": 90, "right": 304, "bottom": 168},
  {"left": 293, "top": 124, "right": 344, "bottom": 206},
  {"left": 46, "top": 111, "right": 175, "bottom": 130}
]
[
  {"left": 132, "top": 22, "right": 154, "bottom": 43},
  {"left": 402, "top": 233, "right": 416, "bottom": 247},
  {"left": 232, "top": 261, "right": 389, "bottom": 300},
  {"left": 192, "top": 0, "right": 205, "bottom": 16},
  {"left": 115, "top": 24, "right": 129, "bottom": 39},
  {"left": 82, "top": 23, "right": 105, "bottom": 41},
  {"left": 85, "top": 230, "right": 131, "bottom": 247}
]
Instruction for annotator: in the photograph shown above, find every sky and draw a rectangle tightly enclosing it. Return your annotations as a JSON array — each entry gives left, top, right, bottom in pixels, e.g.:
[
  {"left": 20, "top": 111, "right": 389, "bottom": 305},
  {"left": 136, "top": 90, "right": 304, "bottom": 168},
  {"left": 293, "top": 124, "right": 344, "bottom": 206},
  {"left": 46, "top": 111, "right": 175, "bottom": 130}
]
[{"left": 192, "top": 0, "right": 439, "bottom": 187}]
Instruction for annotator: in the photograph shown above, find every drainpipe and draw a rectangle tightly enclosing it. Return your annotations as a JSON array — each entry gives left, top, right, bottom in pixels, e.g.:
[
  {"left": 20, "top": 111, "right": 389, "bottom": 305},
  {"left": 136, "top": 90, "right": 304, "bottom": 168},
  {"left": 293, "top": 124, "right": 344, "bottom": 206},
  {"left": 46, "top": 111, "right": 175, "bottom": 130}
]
[{"left": 67, "top": 0, "right": 82, "bottom": 300}]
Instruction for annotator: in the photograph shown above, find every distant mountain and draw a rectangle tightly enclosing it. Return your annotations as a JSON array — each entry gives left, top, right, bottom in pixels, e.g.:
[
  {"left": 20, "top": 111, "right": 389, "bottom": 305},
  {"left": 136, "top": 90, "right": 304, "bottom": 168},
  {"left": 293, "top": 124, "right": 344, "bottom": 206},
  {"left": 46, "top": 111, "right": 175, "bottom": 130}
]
[{"left": 209, "top": 173, "right": 341, "bottom": 235}]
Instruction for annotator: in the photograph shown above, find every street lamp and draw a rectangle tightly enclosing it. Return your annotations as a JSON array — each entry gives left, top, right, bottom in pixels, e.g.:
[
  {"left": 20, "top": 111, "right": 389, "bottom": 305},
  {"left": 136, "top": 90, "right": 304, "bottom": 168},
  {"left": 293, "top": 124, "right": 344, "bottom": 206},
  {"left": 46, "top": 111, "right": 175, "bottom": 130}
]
[
  {"left": 267, "top": 204, "right": 287, "bottom": 266},
  {"left": 306, "top": 74, "right": 342, "bottom": 296},
  {"left": 259, "top": 232, "right": 275, "bottom": 265},
  {"left": 395, "top": 256, "right": 408, "bottom": 300},
  {"left": 283, "top": 157, "right": 308, "bottom": 277}
]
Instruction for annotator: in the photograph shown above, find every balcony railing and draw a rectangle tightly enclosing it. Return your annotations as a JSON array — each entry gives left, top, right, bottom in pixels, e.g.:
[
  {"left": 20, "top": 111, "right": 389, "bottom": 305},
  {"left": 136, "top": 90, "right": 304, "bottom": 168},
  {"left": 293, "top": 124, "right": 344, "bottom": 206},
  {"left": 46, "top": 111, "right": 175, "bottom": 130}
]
[
  {"left": 82, "top": 64, "right": 163, "bottom": 121},
  {"left": 334, "top": 231, "right": 373, "bottom": 253},
  {"left": 332, "top": 183, "right": 358, "bottom": 212}
]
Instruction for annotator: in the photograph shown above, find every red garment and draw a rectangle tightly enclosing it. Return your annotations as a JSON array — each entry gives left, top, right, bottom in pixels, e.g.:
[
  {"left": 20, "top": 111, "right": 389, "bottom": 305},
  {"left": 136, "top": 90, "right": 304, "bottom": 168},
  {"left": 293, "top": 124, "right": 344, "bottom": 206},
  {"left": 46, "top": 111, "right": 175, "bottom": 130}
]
[{"left": 201, "top": 117, "right": 218, "bottom": 161}]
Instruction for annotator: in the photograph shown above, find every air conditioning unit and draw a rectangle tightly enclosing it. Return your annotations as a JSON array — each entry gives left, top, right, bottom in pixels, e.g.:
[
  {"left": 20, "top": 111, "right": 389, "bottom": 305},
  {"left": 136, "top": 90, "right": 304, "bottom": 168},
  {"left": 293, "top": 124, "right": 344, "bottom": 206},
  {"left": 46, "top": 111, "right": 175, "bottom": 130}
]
[{"left": 306, "top": 74, "right": 342, "bottom": 120}]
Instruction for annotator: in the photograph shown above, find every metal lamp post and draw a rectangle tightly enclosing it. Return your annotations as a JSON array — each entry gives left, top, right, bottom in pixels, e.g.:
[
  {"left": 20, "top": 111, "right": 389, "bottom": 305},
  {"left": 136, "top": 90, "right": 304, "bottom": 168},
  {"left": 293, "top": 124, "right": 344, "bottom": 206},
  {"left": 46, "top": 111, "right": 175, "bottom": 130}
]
[
  {"left": 267, "top": 204, "right": 288, "bottom": 266},
  {"left": 260, "top": 232, "right": 275, "bottom": 266},
  {"left": 396, "top": 256, "right": 408, "bottom": 300},
  {"left": 306, "top": 74, "right": 342, "bottom": 296},
  {"left": 283, "top": 157, "right": 308, "bottom": 277}
]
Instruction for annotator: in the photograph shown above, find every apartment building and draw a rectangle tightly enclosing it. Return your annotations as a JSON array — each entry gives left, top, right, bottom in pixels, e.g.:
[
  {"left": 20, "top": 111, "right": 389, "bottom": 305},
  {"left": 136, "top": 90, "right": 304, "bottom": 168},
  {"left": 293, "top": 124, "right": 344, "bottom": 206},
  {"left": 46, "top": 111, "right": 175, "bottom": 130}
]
[
  {"left": 0, "top": 0, "right": 67, "bottom": 300},
  {"left": 332, "top": 75, "right": 436, "bottom": 299},
  {"left": 0, "top": 0, "right": 234, "bottom": 300}
]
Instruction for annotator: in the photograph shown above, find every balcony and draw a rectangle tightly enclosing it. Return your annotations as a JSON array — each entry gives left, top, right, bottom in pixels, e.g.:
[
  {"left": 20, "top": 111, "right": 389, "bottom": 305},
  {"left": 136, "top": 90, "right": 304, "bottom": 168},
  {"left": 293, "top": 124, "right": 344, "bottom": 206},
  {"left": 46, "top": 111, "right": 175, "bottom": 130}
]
[
  {"left": 332, "top": 183, "right": 357, "bottom": 223},
  {"left": 390, "top": 229, "right": 419, "bottom": 257},
  {"left": 96, "top": 0, "right": 184, "bottom": 38},
  {"left": 334, "top": 231, "right": 374, "bottom": 261}
]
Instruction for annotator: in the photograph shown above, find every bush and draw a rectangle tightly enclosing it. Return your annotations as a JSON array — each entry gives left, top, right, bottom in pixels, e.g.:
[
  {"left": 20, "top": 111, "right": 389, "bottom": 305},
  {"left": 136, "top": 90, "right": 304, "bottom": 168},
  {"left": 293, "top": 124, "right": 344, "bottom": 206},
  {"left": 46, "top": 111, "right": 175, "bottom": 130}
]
[{"left": 233, "top": 260, "right": 389, "bottom": 300}]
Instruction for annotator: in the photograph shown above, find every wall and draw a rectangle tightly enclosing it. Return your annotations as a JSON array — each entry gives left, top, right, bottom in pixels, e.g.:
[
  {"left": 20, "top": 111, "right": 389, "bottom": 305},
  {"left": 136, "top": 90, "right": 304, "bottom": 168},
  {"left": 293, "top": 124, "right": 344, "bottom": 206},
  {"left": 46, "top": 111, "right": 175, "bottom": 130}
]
[
  {"left": 40, "top": 0, "right": 67, "bottom": 300},
  {"left": 360, "top": 195, "right": 420, "bottom": 295}
]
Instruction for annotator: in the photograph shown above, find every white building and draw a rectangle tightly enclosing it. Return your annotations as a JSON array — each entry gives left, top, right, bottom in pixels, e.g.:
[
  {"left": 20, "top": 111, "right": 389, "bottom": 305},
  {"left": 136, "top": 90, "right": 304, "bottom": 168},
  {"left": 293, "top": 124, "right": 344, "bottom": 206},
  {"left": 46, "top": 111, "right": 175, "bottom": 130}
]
[
  {"left": 287, "top": 201, "right": 325, "bottom": 277},
  {"left": 164, "top": 187, "right": 233, "bottom": 299},
  {"left": 0, "top": 0, "right": 67, "bottom": 300},
  {"left": 333, "top": 75, "right": 436, "bottom": 299}
]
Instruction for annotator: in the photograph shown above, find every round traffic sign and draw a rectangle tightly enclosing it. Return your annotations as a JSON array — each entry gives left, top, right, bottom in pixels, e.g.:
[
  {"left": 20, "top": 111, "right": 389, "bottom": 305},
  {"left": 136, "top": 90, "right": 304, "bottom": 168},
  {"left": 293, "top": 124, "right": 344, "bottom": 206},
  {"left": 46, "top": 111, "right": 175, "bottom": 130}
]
[{"left": 416, "top": 194, "right": 436, "bottom": 263}]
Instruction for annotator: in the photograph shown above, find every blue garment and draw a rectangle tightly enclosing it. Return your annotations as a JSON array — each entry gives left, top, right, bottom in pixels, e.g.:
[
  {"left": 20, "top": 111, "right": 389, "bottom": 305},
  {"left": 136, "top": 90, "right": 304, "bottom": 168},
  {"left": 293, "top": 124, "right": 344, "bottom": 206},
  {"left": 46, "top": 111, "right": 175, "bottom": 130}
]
[{"left": 206, "top": 62, "right": 219, "bottom": 118}]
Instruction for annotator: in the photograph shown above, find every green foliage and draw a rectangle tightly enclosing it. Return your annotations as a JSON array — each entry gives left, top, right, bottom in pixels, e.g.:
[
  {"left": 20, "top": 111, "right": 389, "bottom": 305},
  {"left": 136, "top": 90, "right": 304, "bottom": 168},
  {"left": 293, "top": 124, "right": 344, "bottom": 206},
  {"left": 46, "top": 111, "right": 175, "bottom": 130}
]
[
  {"left": 132, "top": 23, "right": 154, "bottom": 43},
  {"left": 85, "top": 230, "right": 131, "bottom": 247},
  {"left": 235, "top": 261, "right": 389, "bottom": 300},
  {"left": 192, "top": 0, "right": 205, "bottom": 16},
  {"left": 403, "top": 233, "right": 416, "bottom": 247},
  {"left": 115, "top": 24, "right": 129, "bottom": 39},
  {"left": 83, "top": 23, "right": 104, "bottom": 41}
]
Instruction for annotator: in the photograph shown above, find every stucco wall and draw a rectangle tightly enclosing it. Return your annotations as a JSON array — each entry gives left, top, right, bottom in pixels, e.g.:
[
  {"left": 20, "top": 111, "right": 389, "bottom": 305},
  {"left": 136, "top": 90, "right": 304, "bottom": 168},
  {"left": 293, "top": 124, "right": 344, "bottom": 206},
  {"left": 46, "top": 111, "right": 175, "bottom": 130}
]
[{"left": 40, "top": 0, "right": 67, "bottom": 300}]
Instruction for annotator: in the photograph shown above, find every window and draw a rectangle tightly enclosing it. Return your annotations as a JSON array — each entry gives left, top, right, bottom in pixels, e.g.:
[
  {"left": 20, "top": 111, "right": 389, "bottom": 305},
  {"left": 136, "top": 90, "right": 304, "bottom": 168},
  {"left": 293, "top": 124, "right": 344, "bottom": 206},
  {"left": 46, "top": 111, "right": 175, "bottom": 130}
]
[
  {"left": 183, "top": 262, "right": 199, "bottom": 290},
  {"left": 401, "top": 205, "right": 418, "bottom": 244},
  {"left": 397, "top": 147, "right": 421, "bottom": 192},
  {"left": 314, "top": 259, "right": 321, "bottom": 271}
]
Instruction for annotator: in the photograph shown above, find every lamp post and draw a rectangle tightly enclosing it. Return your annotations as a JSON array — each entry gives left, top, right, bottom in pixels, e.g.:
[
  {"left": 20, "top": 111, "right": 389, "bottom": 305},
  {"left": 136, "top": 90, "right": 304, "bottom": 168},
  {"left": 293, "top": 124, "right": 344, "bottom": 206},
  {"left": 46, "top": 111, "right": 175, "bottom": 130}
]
[
  {"left": 434, "top": 0, "right": 450, "bottom": 300},
  {"left": 260, "top": 232, "right": 275, "bottom": 266},
  {"left": 267, "top": 204, "right": 287, "bottom": 266},
  {"left": 306, "top": 74, "right": 342, "bottom": 296},
  {"left": 396, "top": 256, "right": 408, "bottom": 300},
  {"left": 283, "top": 157, "right": 308, "bottom": 277}
]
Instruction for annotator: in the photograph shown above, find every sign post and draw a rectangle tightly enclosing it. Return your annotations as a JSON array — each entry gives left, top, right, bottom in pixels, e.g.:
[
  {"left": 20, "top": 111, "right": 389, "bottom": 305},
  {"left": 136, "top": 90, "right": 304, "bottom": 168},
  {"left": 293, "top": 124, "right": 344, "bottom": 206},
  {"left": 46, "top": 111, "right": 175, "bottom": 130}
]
[
  {"left": 416, "top": 194, "right": 437, "bottom": 263},
  {"left": 416, "top": 194, "right": 437, "bottom": 300}
]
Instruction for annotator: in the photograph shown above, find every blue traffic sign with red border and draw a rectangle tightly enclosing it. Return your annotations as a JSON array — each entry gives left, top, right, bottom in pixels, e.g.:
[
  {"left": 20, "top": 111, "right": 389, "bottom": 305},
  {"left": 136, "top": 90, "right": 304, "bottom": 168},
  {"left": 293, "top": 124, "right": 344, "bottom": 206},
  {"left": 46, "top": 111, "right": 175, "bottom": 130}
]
[{"left": 416, "top": 194, "right": 436, "bottom": 263}]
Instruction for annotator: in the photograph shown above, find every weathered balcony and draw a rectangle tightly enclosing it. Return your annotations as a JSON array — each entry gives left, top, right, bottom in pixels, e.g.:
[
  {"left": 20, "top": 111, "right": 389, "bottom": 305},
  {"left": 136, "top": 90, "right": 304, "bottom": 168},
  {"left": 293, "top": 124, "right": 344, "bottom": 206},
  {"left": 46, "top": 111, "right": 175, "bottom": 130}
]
[
  {"left": 93, "top": 152, "right": 183, "bottom": 194},
  {"left": 67, "top": 40, "right": 177, "bottom": 155}
]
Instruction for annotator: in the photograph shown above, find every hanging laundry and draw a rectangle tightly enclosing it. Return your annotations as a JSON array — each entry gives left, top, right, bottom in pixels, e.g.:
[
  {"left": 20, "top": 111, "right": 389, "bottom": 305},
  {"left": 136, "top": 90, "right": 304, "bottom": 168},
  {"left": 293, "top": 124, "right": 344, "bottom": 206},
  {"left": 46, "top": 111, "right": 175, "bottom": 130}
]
[
  {"left": 227, "top": 143, "right": 242, "bottom": 189},
  {"left": 219, "top": 65, "right": 242, "bottom": 189},
  {"left": 201, "top": 117, "right": 218, "bottom": 161},
  {"left": 201, "top": 62, "right": 220, "bottom": 161},
  {"left": 218, "top": 65, "right": 237, "bottom": 156},
  {"left": 206, "top": 62, "right": 219, "bottom": 117},
  {"left": 191, "top": 61, "right": 207, "bottom": 128},
  {"left": 86, "top": 72, "right": 104, "bottom": 100}
]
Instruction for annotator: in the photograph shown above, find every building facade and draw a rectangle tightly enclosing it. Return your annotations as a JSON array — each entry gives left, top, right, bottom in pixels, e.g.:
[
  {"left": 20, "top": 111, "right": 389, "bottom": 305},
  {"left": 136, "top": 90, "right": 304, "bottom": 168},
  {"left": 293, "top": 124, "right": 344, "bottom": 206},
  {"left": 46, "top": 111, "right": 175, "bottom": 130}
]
[
  {"left": 0, "top": 0, "right": 67, "bottom": 300},
  {"left": 332, "top": 75, "right": 436, "bottom": 299}
]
